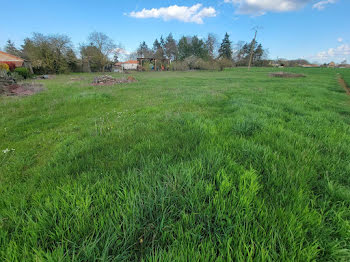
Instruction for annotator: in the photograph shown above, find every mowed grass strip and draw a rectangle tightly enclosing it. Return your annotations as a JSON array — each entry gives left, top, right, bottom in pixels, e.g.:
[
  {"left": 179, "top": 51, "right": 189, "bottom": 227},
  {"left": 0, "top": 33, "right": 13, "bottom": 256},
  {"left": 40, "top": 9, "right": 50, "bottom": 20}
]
[{"left": 0, "top": 68, "right": 350, "bottom": 261}]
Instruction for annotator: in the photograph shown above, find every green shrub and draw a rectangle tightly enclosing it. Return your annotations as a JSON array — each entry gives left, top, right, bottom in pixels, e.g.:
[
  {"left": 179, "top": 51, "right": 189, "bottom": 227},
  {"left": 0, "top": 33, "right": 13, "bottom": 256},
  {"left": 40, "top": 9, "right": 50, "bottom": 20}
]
[
  {"left": 0, "top": 63, "right": 10, "bottom": 72},
  {"left": 14, "top": 67, "right": 30, "bottom": 79},
  {"left": 142, "top": 61, "right": 152, "bottom": 71},
  {"left": 217, "top": 58, "right": 233, "bottom": 71},
  {"left": 193, "top": 58, "right": 221, "bottom": 70},
  {"left": 0, "top": 69, "right": 9, "bottom": 78},
  {"left": 11, "top": 72, "right": 24, "bottom": 81},
  {"left": 170, "top": 61, "right": 189, "bottom": 71}
]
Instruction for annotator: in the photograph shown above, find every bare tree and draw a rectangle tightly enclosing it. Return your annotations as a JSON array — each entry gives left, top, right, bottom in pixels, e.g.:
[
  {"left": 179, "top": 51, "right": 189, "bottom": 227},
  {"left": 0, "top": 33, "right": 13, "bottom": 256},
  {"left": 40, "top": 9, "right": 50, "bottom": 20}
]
[
  {"left": 88, "top": 32, "right": 116, "bottom": 71},
  {"left": 248, "top": 29, "right": 257, "bottom": 70},
  {"left": 127, "top": 51, "right": 138, "bottom": 61}
]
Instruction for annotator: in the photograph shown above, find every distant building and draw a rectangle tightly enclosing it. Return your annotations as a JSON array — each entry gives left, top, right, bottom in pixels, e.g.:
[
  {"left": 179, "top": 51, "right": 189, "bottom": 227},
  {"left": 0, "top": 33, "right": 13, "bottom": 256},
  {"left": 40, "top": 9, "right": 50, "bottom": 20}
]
[
  {"left": 120, "top": 60, "right": 139, "bottom": 70},
  {"left": 328, "top": 62, "right": 336, "bottom": 68},
  {"left": 0, "top": 51, "right": 24, "bottom": 67},
  {"left": 338, "top": 64, "right": 350, "bottom": 68},
  {"left": 302, "top": 64, "right": 319, "bottom": 68}
]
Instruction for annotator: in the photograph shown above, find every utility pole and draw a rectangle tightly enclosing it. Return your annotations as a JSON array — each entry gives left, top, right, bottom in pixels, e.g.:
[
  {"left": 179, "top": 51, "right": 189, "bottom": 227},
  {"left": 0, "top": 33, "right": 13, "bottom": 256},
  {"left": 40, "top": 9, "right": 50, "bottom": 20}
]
[{"left": 248, "top": 29, "right": 258, "bottom": 71}]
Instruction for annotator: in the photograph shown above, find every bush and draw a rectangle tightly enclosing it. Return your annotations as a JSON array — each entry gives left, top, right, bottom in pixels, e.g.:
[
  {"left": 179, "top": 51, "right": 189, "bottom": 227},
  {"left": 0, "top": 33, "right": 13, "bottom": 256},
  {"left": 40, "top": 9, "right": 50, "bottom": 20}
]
[
  {"left": 170, "top": 57, "right": 233, "bottom": 71},
  {"left": 193, "top": 58, "right": 221, "bottom": 70},
  {"left": 170, "top": 61, "right": 189, "bottom": 71},
  {"left": 11, "top": 72, "right": 24, "bottom": 81},
  {"left": 218, "top": 58, "right": 233, "bottom": 71},
  {"left": 14, "top": 67, "right": 30, "bottom": 79},
  {"left": 0, "top": 69, "right": 9, "bottom": 78},
  {"left": 142, "top": 61, "right": 152, "bottom": 71},
  {"left": 0, "top": 63, "right": 10, "bottom": 72},
  {"left": 4, "top": 62, "right": 16, "bottom": 71}
]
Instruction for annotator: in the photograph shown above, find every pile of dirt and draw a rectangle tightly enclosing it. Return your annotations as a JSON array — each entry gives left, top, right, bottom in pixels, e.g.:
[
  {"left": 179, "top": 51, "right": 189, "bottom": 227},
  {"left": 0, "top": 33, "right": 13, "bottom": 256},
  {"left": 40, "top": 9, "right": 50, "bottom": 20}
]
[
  {"left": 1, "top": 82, "right": 44, "bottom": 96},
  {"left": 269, "top": 72, "right": 306, "bottom": 78},
  {"left": 92, "top": 75, "right": 137, "bottom": 86}
]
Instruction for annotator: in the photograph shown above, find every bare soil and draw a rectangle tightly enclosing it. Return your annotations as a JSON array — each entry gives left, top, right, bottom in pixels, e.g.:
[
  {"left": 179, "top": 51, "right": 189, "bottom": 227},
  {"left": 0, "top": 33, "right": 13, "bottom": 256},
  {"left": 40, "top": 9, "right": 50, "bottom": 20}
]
[
  {"left": 338, "top": 77, "right": 350, "bottom": 96},
  {"left": 270, "top": 72, "right": 306, "bottom": 78},
  {"left": 1, "top": 82, "right": 44, "bottom": 96}
]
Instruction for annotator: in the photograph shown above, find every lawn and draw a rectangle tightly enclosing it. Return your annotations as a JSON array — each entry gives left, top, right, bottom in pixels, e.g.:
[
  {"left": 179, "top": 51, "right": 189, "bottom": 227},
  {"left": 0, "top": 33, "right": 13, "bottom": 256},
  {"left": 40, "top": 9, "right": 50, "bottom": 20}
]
[{"left": 1, "top": 68, "right": 350, "bottom": 261}]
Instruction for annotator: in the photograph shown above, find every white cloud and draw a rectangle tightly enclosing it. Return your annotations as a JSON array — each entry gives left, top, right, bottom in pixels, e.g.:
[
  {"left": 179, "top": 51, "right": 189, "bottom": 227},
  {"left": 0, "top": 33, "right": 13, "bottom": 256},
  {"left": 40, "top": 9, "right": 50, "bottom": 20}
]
[
  {"left": 129, "top": 4, "right": 216, "bottom": 24},
  {"left": 338, "top": 37, "right": 343, "bottom": 43},
  {"left": 312, "top": 0, "right": 336, "bottom": 10},
  {"left": 313, "top": 44, "right": 350, "bottom": 63},
  {"left": 224, "top": 0, "right": 312, "bottom": 15},
  {"left": 115, "top": 48, "right": 130, "bottom": 55}
]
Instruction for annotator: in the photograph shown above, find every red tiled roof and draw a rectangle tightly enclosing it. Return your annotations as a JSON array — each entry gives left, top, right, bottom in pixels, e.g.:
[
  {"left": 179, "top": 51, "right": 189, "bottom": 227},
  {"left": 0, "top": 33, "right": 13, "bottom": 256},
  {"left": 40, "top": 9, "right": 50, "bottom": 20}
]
[
  {"left": 123, "top": 60, "right": 138, "bottom": 64},
  {"left": 0, "top": 51, "right": 24, "bottom": 62}
]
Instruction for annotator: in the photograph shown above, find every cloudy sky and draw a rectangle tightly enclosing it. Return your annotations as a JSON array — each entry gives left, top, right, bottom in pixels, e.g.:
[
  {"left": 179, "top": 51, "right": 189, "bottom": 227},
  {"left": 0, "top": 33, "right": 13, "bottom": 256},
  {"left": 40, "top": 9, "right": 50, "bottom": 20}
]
[{"left": 0, "top": 0, "right": 349, "bottom": 63}]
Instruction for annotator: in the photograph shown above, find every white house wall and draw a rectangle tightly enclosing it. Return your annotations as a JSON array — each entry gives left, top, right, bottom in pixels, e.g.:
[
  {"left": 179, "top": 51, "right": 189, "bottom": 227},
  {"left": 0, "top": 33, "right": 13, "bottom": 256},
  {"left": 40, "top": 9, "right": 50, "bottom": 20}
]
[{"left": 122, "top": 64, "right": 138, "bottom": 70}]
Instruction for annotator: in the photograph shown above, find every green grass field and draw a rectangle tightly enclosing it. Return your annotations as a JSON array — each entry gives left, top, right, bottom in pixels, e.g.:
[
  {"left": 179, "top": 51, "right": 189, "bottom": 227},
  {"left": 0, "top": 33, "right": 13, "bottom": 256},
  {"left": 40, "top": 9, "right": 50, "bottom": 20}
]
[{"left": 1, "top": 68, "right": 350, "bottom": 261}]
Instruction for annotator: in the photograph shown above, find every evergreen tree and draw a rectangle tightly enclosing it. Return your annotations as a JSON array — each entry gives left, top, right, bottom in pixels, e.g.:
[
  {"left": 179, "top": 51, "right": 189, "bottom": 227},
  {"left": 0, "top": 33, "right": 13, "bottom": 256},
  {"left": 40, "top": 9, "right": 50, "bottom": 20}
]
[
  {"left": 164, "top": 33, "right": 178, "bottom": 61},
  {"left": 218, "top": 33, "right": 232, "bottom": 60},
  {"left": 159, "top": 36, "right": 165, "bottom": 49},
  {"left": 177, "top": 37, "right": 192, "bottom": 60},
  {"left": 153, "top": 39, "right": 164, "bottom": 59},
  {"left": 206, "top": 33, "right": 218, "bottom": 59},
  {"left": 137, "top": 41, "right": 152, "bottom": 58},
  {"left": 234, "top": 41, "right": 267, "bottom": 66},
  {"left": 191, "top": 36, "right": 209, "bottom": 60},
  {"left": 113, "top": 53, "right": 119, "bottom": 63},
  {"left": 153, "top": 39, "right": 161, "bottom": 52},
  {"left": 5, "top": 39, "right": 22, "bottom": 57}
]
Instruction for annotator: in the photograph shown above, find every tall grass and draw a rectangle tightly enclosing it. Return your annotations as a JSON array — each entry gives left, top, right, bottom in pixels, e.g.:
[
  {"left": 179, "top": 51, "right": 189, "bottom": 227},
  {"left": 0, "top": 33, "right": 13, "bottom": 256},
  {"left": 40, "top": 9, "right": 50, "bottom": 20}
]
[{"left": 1, "top": 68, "right": 350, "bottom": 261}]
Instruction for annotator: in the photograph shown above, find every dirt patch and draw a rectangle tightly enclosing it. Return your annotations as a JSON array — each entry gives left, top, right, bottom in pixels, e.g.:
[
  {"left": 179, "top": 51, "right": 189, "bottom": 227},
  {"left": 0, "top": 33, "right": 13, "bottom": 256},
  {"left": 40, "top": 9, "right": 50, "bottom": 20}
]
[
  {"left": 70, "top": 77, "right": 86, "bottom": 81},
  {"left": 66, "top": 77, "right": 87, "bottom": 84},
  {"left": 92, "top": 75, "right": 137, "bottom": 86},
  {"left": 269, "top": 72, "right": 306, "bottom": 78},
  {"left": 1, "top": 82, "right": 44, "bottom": 96},
  {"left": 338, "top": 77, "right": 350, "bottom": 96}
]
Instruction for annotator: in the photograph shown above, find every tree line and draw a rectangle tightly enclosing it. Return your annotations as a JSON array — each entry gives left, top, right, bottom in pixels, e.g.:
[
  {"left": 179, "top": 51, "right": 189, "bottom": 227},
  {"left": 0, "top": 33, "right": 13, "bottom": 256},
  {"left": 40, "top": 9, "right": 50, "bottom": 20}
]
[
  {"left": 2, "top": 32, "right": 269, "bottom": 74},
  {"left": 133, "top": 33, "right": 268, "bottom": 67}
]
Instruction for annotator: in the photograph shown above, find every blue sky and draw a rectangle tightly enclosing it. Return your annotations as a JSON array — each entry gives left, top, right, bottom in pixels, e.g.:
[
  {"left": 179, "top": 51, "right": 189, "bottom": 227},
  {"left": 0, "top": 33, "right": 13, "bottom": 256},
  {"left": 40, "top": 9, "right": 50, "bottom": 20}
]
[{"left": 0, "top": 0, "right": 349, "bottom": 63}]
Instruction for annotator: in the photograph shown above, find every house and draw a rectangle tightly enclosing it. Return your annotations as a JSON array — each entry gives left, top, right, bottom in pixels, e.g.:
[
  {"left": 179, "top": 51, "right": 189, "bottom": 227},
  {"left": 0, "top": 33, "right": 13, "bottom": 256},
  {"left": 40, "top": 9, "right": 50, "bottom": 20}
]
[
  {"left": 120, "top": 60, "right": 139, "bottom": 70},
  {"left": 112, "top": 62, "right": 123, "bottom": 72},
  {"left": 328, "top": 62, "right": 336, "bottom": 68},
  {"left": 0, "top": 51, "right": 24, "bottom": 67}
]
